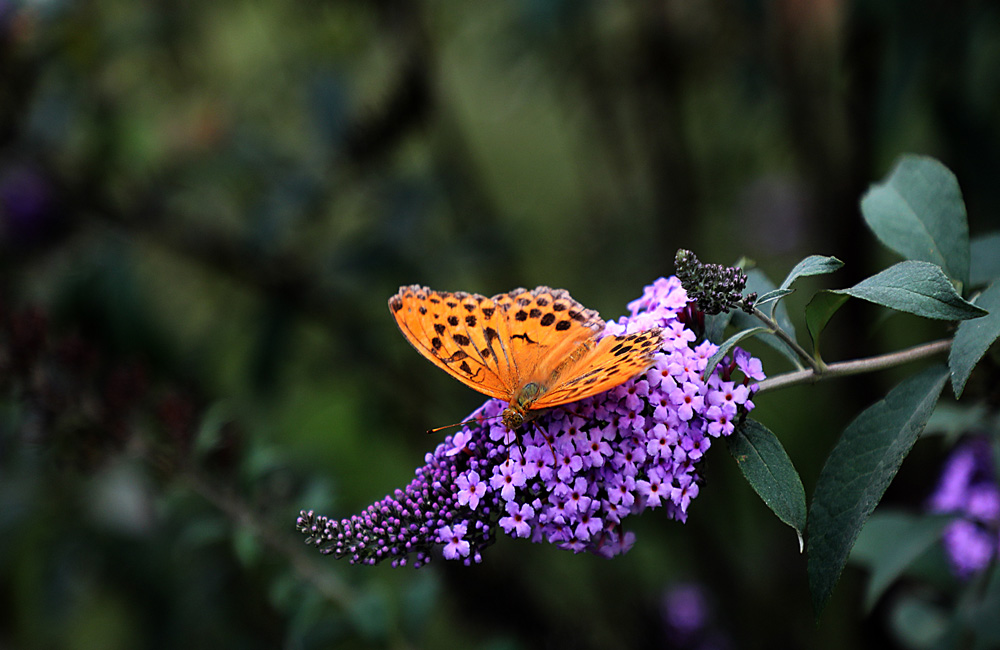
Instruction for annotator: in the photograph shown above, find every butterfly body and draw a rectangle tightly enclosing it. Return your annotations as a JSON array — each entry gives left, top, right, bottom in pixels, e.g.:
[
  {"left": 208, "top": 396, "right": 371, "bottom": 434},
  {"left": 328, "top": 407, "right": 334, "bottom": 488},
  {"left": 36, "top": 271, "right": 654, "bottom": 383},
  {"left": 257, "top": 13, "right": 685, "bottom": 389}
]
[
  {"left": 502, "top": 382, "right": 544, "bottom": 429},
  {"left": 388, "top": 285, "right": 664, "bottom": 429}
]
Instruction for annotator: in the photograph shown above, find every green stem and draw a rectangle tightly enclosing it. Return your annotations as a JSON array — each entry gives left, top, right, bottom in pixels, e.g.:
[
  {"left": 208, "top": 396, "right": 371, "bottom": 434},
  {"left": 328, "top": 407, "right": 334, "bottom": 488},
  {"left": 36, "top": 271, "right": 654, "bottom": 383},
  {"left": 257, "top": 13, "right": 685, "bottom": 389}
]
[
  {"left": 752, "top": 307, "right": 824, "bottom": 373},
  {"left": 754, "top": 338, "right": 952, "bottom": 393}
]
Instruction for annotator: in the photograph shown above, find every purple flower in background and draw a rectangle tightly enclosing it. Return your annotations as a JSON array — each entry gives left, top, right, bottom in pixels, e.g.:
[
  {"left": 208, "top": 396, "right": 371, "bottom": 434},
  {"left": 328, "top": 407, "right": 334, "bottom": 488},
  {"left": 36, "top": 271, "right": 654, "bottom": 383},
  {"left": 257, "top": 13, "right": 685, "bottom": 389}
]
[
  {"left": 928, "top": 437, "right": 1000, "bottom": 578},
  {"left": 661, "top": 582, "right": 732, "bottom": 649},
  {"left": 0, "top": 165, "right": 61, "bottom": 247},
  {"left": 298, "top": 277, "right": 763, "bottom": 566},
  {"left": 663, "top": 583, "right": 709, "bottom": 638},
  {"left": 0, "top": 0, "right": 14, "bottom": 36},
  {"left": 942, "top": 520, "right": 994, "bottom": 577}
]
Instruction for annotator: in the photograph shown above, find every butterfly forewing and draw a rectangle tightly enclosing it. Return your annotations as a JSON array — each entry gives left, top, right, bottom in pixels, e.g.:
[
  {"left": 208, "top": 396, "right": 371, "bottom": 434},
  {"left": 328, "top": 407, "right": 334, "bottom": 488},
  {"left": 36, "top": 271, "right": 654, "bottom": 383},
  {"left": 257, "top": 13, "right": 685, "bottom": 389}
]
[
  {"left": 389, "top": 285, "right": 516, "bottom": 400},
  {"left": 491, "top": 286, "right": 605, "bottom": 384},
  {"left": 533, "top": 328, "right": 665, "bottom": 408}
]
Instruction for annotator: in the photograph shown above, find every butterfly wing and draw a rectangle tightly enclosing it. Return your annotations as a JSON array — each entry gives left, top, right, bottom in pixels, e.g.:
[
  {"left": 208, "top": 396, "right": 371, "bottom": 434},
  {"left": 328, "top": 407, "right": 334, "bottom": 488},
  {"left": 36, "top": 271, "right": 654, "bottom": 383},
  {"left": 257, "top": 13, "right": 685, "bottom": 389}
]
[
  {"left": 389, "top": 285, "right": 519, "bottom": 400},
  {"left": 532, "top": 328, "right": 665, "bottom": 408},
  {"left": 490, "top": 286, "right": 606, "bottom": 381}
]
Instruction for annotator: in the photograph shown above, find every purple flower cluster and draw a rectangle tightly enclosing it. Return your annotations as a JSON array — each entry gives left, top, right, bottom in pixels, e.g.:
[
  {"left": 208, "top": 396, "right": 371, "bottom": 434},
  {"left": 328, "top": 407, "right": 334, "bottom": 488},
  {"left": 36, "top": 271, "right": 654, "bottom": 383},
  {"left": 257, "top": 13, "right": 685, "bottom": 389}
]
[
  {"left": 298, "top": 277, "right": 763, "bottom": 566},
  {"left": 928, "top": 437, "right": 1000, "bottom": 578}
]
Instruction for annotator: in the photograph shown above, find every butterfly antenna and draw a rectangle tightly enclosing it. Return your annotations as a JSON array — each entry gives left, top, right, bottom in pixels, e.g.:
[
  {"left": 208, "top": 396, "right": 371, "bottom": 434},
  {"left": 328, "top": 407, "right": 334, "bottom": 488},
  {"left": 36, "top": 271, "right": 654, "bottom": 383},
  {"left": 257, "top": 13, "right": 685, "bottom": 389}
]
[
  {"left": 426, "top": 413, "right": 501, "bottom": 435},
  {"left": 426, "top": 419, "right": 473, "bottom": 435}
]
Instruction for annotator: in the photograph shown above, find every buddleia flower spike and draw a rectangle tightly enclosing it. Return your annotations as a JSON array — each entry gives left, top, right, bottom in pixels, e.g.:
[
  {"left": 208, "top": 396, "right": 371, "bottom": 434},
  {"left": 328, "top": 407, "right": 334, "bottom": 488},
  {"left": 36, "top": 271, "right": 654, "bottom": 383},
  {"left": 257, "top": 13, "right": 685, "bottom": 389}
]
[{"left": 298, "top": 277, "right": 764, "bottom": 566}]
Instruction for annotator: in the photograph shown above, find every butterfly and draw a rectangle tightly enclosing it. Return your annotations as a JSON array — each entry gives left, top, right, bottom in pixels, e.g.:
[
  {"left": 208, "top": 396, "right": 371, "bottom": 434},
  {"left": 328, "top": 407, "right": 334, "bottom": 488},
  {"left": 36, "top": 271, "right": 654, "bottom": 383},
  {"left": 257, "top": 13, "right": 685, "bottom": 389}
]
[{"left": 388, "top": 285, "right": 665, "bottom": 430}]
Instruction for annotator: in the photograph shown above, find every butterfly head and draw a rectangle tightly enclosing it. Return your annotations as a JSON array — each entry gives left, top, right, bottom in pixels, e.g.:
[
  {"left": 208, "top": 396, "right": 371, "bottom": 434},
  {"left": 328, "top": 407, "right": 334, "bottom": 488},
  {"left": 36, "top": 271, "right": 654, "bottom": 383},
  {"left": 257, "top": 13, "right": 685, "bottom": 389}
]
[
  {"left": 502, "top": 382, "right": 546, "bottom": 429},
  {"left": 501, "top": 405, "right": 525, "bottom": 430}
]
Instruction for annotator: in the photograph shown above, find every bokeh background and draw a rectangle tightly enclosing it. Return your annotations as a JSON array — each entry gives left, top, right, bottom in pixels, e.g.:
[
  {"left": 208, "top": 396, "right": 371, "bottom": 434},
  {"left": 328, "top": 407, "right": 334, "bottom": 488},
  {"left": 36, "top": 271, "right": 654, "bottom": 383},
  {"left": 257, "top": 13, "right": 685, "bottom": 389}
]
[{"left": 2, "top": 1, "right": 1000, "bottom": 648}]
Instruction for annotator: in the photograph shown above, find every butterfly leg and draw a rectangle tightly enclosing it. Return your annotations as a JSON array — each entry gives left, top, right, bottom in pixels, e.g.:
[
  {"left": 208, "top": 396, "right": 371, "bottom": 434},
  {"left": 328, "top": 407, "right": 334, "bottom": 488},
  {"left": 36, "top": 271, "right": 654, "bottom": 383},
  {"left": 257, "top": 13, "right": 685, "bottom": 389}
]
[
  {"left": 496, "top": 424, "right": 525, "bottom": 469},
  {"left": 528, "top": 419, "right": 558, "bottom": 467}
]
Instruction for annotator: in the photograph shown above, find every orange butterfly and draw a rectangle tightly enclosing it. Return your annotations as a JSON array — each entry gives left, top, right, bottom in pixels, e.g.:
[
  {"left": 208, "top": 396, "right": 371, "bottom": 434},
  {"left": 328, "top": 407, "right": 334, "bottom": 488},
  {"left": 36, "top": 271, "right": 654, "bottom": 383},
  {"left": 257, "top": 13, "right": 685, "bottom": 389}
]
[{"left": 388, "top": 285, "right": 665, "bottom": 429}]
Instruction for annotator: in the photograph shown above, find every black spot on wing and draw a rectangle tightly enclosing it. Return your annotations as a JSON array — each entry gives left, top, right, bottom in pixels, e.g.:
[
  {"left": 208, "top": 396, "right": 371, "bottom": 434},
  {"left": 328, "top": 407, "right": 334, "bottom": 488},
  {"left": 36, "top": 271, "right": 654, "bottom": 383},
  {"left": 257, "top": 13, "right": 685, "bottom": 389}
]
[
  {"left": 613, "top": 345, "right": 633, "bottom": 357},
  {"left": 443, "top": 350, "right": 468, "bottom": 362}
]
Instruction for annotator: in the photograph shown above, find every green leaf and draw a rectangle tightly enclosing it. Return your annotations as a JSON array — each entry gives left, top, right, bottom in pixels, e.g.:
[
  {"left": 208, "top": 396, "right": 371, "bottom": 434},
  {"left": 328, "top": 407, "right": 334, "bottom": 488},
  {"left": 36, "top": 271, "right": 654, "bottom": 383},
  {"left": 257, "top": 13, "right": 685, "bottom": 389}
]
[
  {"left": 969, "top": 561, "right": 1000, "bottom": 648},
  {"left": 807, "top": 365, "right": 949, "bottom": 615},
  {"left": 779, "top": 255, "right": 844, "bottom": 290},
  {"left": 923, "top": 402, "right": 989, "bottom": 442},
  {"left": 746, "top": 268, "right": 795, "bottom": 333},
  {"left": 733, "top": 268, "right": 801, "bottom": 368},
  {"left": 704, "top": 311, "right": 733, "bottom": 345},
  {"left": 861, "top": 155, "right": 970, "bottom": 287},
  {"left": 805, "top": 290, "right": 850, "bottom": 354},
  {"left": 850, "top": 511, "right": 952, "bottom": 612},
  {"left": 950, "top": 280, "right": 1000, "bottom": 398},
  {"left": 756, "top": 288, "right": 794, "bottom": 309},
  {"left": 193, "top": 401, "right": 234, "bottom": 459},
  {"left": 704, "top": 327, "right": 769, "bottom": 380},
  {"left": 835, "top": 261, "right": 987, "bottom": 321},
  {"left": 727, "top": 419, "right": 807, "bottom": 549},
  {"left": 970, "top": 232, "right": 1000, "bottom": 288},
  {"left": 928, "top": 566, "right": 1000, "bottom": 650},
  {"left": 889, "top": 595, "right": 949, "bottom": 650}
]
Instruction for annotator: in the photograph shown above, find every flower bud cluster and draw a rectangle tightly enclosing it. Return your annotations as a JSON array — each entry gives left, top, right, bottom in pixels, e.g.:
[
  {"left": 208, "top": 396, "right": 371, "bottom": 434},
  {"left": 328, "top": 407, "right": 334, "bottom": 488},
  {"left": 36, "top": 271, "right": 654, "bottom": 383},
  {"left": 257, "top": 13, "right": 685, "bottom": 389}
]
[{"left": 674, "top": 249, "right": 756, "bottom": 315}]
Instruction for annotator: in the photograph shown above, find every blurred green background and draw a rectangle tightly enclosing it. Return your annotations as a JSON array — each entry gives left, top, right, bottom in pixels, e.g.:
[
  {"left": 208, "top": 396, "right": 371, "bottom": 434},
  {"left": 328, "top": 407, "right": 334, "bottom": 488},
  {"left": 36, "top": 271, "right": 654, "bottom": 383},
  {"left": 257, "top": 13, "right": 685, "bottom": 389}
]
[{"left": 2, "top": 1, "right": 1000, "bottom": 648}]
